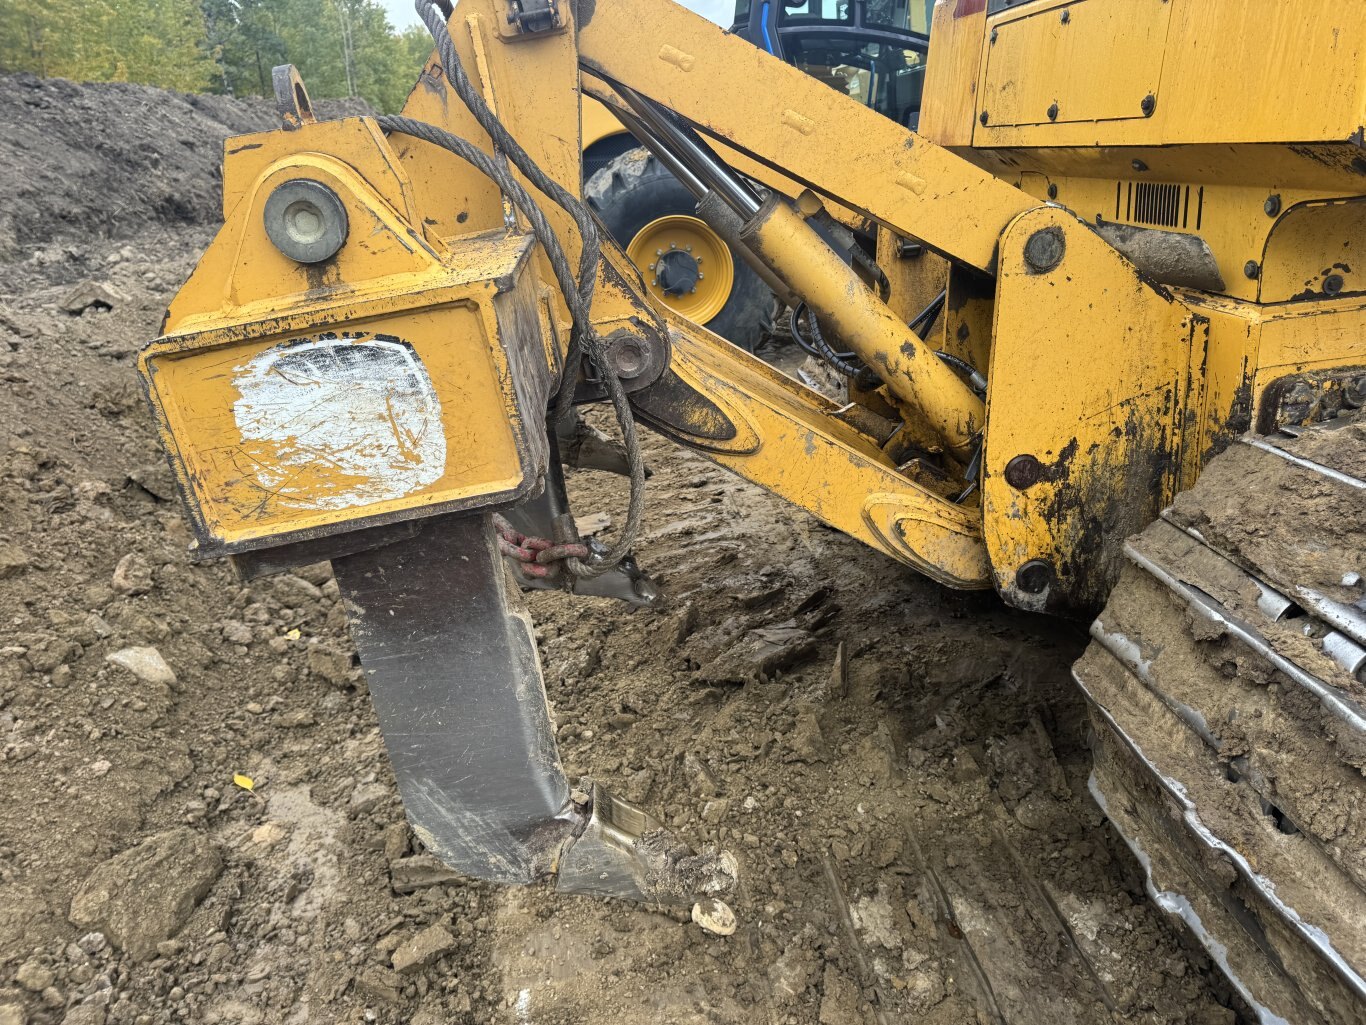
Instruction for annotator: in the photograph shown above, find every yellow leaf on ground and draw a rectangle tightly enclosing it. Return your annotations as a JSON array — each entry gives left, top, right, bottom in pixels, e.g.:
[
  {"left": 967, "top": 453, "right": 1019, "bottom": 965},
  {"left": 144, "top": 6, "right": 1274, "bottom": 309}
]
[{"left": 233, "top": 773, "right": 255, "bottom": 792}]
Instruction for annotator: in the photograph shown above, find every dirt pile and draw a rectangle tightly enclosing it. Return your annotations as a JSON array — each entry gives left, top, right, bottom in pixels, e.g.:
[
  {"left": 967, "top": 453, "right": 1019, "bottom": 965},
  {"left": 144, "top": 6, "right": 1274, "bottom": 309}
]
[
  {"left": 0, "top": 77, "right": 1249, "bottom": 1024},
  {"left": 0, "top": 75, "right": 366, "bottom": 266}
]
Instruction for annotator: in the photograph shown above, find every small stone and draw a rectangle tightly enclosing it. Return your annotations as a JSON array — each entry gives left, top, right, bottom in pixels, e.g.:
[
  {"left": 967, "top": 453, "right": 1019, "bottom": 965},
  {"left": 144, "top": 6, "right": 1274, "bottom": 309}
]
[
  {"left": 381, "top": 823, "right": 409, "bottom": 864},
  {"left": 60, "top": 281, "right": 125, "bottom": 315},
  {"left": 307, "top": 646, "right": 353, "bottom": 685},
  {"left": 69, "top": 827, "right": 223, "bottom": 960},
  {"left": 354, "top": 966, "right": 402, "bottom": 1004},
  {"left": 249, "top": 821, "right": 290, "bottom": 848},
  {"left": 0, "top": 543, "right": 32, "bottom": 579},
  {"left": 88, "top": 760, "right": 112, "bottom": 778},
  {"left": 784, "top": 711, "right": 827, "bottom": 764},
  {"left": 819, "top": 964, "right": 861, "bottom": 1025},
  {"left": 220, "top": 621, "right": 253, "bottom": 646},
  {"left": 76, "top": 933, "right": 108, "bottom": 956},
  {"left": 349, "top": 782, "right": 389, "bottom": 815},
  {"left": 391, "top": 924, "right": 456, "bottom": 974},
  {"left": 105, "top": 647, "right": 176, "bottom": 688},
  {"left": 110, "top": 554, "right": 153, "bottom": 596},
  {"left": 700, "top": 799, "right": 730, "bottom": 824},
  {"left": 16, "top": 961, "right": 55, "bottom": 992},
  {"left": 691, "top": 898, "right": 737, "bottom": 937},
  {"left": 61, "top": 1004, "right": 106, "bottom": 1025},
  {"left": 126, "top": 463, "right": 175, "bottom": 502},
  {"left": 389, "top": 855, "right": 461, "bottom": 893},
  {"left": 0, "top": 1003, "right": 25, "bottom": 1025},
  {"left": 273, "top": 575, "right": 322, "bottom": 602}
]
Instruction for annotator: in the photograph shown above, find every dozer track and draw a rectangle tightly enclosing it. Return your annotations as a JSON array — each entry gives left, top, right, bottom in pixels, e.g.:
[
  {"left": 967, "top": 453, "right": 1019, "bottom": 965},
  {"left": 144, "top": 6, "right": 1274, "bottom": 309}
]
[{"left": 1075, "top": 416, "right": 1366, "bottom": 1024}]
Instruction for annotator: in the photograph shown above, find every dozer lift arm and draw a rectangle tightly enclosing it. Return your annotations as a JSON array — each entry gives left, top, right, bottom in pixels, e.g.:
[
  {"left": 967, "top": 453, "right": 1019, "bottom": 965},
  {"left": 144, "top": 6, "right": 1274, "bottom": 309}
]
[
  {"left": 138, "top": 0, "right": 1023, "bottom": 902},
  {"left": 142, "top": 0, "right": 1366, "bottom": 902},
  {"left": 128, "top": 0, "right": 1088, "bottom": 902}
]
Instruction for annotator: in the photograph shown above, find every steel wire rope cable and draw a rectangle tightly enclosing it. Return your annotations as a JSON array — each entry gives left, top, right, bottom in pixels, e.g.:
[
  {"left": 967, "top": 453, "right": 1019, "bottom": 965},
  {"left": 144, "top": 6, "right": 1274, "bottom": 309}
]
[{"left": 375, "top": 0, "right": 645, "bottom": 578}]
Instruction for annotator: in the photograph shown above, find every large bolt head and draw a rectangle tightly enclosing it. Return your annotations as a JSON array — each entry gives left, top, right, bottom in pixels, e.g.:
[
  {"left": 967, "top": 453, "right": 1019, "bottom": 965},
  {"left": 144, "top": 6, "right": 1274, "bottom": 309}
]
[
  {"left": 264, "top": 179, "right": 348, "bottom": 264},
  {"left": 1023, "top": 227, "right": 1065, "bottom": 274},
  {"left": 1015, "top": 560, "right": 1055, "bottom": 595},
  {"left": 1004, "top": 454, "right": 1042, "bottom": 490}
]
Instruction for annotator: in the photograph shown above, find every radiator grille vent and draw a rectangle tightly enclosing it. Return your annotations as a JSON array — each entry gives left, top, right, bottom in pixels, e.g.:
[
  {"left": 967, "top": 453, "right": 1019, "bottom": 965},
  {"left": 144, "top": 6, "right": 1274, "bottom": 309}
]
[{"left": 1115, "top": 181, "right": 1202, "bottom": 230}]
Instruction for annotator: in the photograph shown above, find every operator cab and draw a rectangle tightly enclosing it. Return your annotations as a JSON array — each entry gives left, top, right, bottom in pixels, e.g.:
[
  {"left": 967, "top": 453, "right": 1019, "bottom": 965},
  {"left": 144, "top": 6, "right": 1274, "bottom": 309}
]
[{"left": 730, "top": 0, "right": 932, "bottom": 128}]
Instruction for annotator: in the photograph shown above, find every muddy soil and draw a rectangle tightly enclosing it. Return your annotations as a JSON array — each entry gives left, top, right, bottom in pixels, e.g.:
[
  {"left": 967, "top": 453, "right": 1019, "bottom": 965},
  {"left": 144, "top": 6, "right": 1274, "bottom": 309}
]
[{"left": 0, "top": 76, "right": 1246, "bottom": 1024}]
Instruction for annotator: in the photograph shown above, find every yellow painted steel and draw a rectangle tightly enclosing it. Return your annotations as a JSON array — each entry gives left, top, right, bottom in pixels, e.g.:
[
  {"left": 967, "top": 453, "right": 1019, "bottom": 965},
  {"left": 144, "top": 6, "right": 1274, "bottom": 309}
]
[
  {"left": 392, "top": 15, "right": 664, "bottom": 345},
  {"left": 141, "top": 117, "right": 557, "bottom": 558},
  {"left": 656, "top": 313, "right": 990, "bottom": 590},
  {"left": 970, "top": 0, "right": 1366, "bottom": 149},
  {"left": 138, "top": 0, "right": 1366, "bottom": 617},
  {"left": 625, "top": 214, "right": 734, "bottom": 324},
  {"left": 981, "top": 206, "right": 1202, "bottom": 610},
  {"left": 574, "top": 0, "right": 1037, "bottom": 273},
  {"left": 581, "top": 94, "right": 627, "bottom": 153},
  {"left": 739, "top": 195, "right": 983, "bottom": 459}
]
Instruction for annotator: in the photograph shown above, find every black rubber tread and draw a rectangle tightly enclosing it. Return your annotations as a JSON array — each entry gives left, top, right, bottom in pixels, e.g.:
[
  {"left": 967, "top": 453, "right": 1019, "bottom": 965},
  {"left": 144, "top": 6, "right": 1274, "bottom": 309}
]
[
  {"left": 1076, "top": 418, "right": 1366, "bottom": 1025},
  {"left": 584, "top": 147, "right": 773, "bottom": 352}
]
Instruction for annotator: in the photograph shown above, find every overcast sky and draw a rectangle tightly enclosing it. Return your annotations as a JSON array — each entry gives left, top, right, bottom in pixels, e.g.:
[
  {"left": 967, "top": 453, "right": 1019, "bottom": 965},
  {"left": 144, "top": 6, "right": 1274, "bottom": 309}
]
[{"left": 380, "top": 0, "right": 734, "bottom": 31}]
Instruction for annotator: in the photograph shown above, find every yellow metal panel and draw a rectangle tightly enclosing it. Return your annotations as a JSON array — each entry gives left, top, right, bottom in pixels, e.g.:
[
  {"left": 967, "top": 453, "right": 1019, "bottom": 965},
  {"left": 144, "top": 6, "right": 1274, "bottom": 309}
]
[
  {"left": 656, "top": 316, "right": 990, "bottom": 589},
  {"left": 582, "top": 94, "right": 628, "bottom": 150},
  {"left": 981, "top": 206, "right": 1198, "bottom": 612},
  {"left": 575, "top": 0, "right": 1036, "bottom": 273},
  {"left": 973, "top": 0, "right": 1366, "bottom": 148},
  {"left": 979, "top": 0, "right": 1170, "bottom": 129},
  {"left": 919, "top": 0, "right": 986, "bottom": 147},
  {"left": 220, "top": 118, "right": 422, "bottom": 232},
  {"left": 876, "top": 227, "right": 949, "bottom": 328},
  {"left": 1255, "top": 297, "right": 1366, "bottom": 388},
  {"left": 1259, "top": 198, "right": 1366, "bottom": 304},
  {"left": 144, "top": 299, "right": 523, "bottom": 552}
]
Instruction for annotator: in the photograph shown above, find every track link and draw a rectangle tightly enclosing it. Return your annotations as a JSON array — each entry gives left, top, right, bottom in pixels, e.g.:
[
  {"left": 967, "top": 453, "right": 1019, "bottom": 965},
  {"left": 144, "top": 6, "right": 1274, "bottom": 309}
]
[{"left": 1076, "top": 417, "right": 1366, "bottom": 1024}]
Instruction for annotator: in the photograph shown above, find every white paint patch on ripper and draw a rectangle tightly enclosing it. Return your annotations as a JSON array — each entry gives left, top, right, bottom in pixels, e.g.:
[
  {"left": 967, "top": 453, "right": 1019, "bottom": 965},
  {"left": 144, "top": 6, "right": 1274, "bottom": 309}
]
[{"left": 232, "top": 335, "right": 446, "bottom": 511}]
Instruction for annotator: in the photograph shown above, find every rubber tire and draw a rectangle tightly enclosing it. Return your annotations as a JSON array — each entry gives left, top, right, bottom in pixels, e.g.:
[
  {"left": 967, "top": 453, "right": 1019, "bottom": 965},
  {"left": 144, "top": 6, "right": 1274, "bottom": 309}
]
[{"left": 585, "top": 148, "right": 773, "bottom": 352}]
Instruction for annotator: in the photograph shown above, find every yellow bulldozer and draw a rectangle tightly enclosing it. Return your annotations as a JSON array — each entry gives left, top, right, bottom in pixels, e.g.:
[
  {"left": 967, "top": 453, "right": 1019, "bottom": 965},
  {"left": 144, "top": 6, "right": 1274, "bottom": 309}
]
[{"left": 136, "top": 0, "right": 1364, "bottom": 1020}]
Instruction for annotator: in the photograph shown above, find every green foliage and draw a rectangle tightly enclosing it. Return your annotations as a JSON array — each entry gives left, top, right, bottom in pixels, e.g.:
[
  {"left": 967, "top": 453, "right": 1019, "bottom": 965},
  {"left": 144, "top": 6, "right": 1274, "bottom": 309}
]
[
  {"left": 0, "top": 0, "right": 429, "bottom": 112},
  {"left": 0, "top": 0, "right": 218, "bottom": 91}
]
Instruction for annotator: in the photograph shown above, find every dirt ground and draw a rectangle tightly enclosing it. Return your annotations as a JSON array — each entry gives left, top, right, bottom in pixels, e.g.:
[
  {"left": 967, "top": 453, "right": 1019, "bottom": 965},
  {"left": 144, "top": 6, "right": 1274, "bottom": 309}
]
[{"left": 0, "top": 76, "right": 1248, "bottom": 1024}]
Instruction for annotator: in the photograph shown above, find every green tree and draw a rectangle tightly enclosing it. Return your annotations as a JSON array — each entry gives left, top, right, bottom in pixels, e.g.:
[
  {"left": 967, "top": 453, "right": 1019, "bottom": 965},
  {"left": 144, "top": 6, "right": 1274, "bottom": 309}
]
[
  {"left": 0, "top": 0, "right": 216, "bottom": 91},
  {"left": 1, "top": 0, "right": 427, "bottom": 112},
  {"left": 207, "top": 0, "right": 425, "bottom": 112}
]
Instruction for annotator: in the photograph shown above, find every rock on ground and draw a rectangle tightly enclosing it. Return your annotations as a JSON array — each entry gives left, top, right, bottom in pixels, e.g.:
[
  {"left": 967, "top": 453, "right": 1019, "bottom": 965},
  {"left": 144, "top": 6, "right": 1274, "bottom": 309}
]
[
  {"left": 68, "top": 827, "right": 222, "bottom": 960},
  {"left": 391, "top": 923, "right": 457, "bottom": 974},
  {"left": 104, "top": 646, "right": 176, "bottom": 687}
]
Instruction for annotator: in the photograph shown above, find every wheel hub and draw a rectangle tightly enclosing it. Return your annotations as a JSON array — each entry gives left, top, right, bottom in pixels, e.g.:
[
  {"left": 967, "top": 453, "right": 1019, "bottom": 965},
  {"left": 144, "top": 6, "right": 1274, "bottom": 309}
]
[
  {"left": 625, "top": 214, "right": 735, "bottom": 325},
  {"left": 655, "top": 248, "right": 700, "bottom": 296}
]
